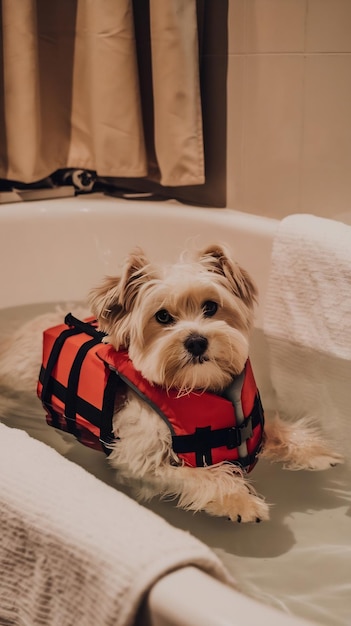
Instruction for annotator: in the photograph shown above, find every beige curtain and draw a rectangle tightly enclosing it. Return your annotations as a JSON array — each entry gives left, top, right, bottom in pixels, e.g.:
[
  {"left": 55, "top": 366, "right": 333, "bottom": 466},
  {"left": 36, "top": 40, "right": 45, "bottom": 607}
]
[{"left": 0, "top": 0, "right": 204, "bottom": 187}]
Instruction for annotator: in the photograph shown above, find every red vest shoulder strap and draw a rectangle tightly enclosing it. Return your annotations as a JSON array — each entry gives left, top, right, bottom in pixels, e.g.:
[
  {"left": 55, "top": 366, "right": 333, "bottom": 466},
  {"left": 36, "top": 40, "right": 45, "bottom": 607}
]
[
  {"left": 97, "top": 346, "right": 237, "bottom": 433},
  {"left": 98, "top": 347, "right": 264, "bottom": 471}
]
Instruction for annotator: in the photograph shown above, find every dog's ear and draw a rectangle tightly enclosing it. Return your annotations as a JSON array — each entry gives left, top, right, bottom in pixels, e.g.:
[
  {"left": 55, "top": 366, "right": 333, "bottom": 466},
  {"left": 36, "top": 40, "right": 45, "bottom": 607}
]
[
  {"left": 198, "top": 244, "right": 258, "bottom": 308},
  {"left": 89, "top": 248, "right": 152, "bottom": 333}
]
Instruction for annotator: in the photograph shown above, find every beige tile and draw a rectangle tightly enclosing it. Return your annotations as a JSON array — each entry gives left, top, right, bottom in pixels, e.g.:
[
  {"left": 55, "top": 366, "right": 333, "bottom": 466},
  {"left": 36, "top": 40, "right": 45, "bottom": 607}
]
[
  {"left": 227, "top": 55, "right": 245, "bottom": 207},
  {"left": 301, "top": 55, "right": 351, "bottom": 216},
  {"left": 306, "top": 0, "right": 351, "bottom": 53},
  {"left": 246, "top": 0, "right": 306, "bottom": 53},
  {"left": 228, "top": 0, "right": 246, "bottom": 54},
  {"left": 241, "top": 55, "right": 304, "bottom": 217}
]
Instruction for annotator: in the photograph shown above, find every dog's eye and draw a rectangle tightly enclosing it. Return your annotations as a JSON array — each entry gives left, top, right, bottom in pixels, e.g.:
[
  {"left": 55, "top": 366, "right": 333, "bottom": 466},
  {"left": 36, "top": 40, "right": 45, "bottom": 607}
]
[
  {"left": 155, "top": 309, "right": 175, "bottom": 325},
  {"left": 202, "top": 300, "right": 218, "bottom": 317}
]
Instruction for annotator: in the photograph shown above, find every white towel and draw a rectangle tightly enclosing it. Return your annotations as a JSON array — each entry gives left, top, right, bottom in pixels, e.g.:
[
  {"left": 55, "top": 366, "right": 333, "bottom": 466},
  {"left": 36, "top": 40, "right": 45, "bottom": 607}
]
[
  {"left": 0, "top": 423, "right": 234, "bottom": 626},
  {"left": 264, "top": 214, "right": 351, "bottom": 360},
  {"left": 263, "top": 214, "right": 351, "bottom": 452}
]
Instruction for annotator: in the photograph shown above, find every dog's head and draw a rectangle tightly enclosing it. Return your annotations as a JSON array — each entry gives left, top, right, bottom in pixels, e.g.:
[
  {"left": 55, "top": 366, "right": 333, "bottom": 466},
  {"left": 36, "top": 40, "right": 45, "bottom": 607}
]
[{"left": 89, "top": 245, "right": 257, "bottom": 393}]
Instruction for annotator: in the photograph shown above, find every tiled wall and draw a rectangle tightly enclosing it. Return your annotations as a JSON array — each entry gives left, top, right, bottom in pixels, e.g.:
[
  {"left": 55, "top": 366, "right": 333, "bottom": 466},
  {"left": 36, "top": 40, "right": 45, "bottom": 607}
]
[{"left": 227, "top": 0, "right": 351, "bottom": 219}]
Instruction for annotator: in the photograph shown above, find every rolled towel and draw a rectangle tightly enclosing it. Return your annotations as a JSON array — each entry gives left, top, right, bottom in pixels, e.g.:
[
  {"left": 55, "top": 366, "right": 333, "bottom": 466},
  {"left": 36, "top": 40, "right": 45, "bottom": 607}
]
[
  {"left": 263, "top": 214, "right": 351, "bottom": 452},
  {"left": 0, "top": 423, "right": 234, "bottom": 626},
  {"left": 264, "top": 214, "right": 351, "bottom": 360}
]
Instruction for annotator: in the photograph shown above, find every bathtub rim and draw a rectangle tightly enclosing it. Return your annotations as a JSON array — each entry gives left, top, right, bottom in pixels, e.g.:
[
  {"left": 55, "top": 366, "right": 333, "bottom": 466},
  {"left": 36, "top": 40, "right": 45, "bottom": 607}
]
[{"left": 0, "top": 193, "right": 278, "bottom": 331}]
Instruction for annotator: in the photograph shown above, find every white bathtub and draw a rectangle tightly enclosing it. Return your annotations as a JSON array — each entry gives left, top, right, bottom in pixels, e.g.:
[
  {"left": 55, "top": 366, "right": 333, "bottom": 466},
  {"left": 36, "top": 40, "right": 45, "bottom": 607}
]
[{"left": 0, "top": 193, "right": 349, "bottom": 626}]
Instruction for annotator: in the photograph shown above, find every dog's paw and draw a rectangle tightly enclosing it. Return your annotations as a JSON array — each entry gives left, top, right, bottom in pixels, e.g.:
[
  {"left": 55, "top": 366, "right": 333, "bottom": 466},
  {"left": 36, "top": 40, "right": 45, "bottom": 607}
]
[
  {"left": 206, "top": 487, "right": 270, "bottom": 523},
  {"left": 228, "top": 492, "right": 270, "bottom": 523},
  {"left": 303, "top": 451, "right": 344, "bottom": 471},
  {"left": 263, "top": 415, "right": 344, "bottom": 472},
  {"left": 280, "top": 446, "right": 344, "bottom": 471}
]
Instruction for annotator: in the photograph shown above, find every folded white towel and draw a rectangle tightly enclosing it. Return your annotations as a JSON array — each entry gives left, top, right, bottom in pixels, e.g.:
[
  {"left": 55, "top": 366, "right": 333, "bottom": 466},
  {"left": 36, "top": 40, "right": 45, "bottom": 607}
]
[
  {"left": 263, "top": 214, "right": 351, "bottom": 451},
  {"left": 264, "top": 214, "right": 351, "bottom": 360},
  {"left": 0, "top": 423, "right": 234, "bottom": 626}
]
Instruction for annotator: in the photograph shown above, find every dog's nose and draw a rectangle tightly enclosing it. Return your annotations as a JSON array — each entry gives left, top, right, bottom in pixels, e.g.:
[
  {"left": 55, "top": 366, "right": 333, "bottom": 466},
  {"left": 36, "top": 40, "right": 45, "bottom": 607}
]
[{"left": 184, "top": 334, "right": 208, "bottom": 357}]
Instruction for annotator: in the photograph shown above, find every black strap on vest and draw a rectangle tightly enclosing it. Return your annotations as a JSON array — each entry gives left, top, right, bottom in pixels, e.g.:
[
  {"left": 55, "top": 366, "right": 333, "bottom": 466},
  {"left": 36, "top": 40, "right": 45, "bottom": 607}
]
[
  {"left": 40, "top": 314, "right": 117, "bottom": 451},
  {"left": 64, "top": 337, "right": 102, "bottom": 428},
  {"left": 100, "top": 373, "right": 123, "bottom": 454},
  {"left": 40, "top": 325, "right": 83, "bottom": 432},
  {"left": 171, "top": 394, "right": 264, "bottom": 468},
  {"left": 64, "top": 313, "right": 106, "bottom": 340}
]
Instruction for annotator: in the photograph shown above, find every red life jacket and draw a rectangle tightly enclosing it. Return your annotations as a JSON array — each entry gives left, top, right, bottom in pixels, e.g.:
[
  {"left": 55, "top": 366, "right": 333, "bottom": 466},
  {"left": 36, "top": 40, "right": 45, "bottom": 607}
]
[{"left": 37, "top": 314, "right": 264, "bottom": 472}]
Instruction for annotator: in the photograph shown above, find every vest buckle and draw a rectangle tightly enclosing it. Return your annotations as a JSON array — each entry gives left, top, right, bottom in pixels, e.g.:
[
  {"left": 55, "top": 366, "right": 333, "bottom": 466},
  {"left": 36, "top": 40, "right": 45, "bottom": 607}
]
[
  {"left": 227, "top": 427, "right": 240, "bottom": 449},
  {"left": 240, "top": 417, "right": 253, "bottom": 442},
  {"left": 227, "top": 418, "right": 253, "bottom": 449}
]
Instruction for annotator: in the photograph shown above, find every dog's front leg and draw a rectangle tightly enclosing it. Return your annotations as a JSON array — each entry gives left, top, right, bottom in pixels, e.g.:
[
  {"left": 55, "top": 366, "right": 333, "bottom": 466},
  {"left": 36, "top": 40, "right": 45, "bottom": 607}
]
[
  {"left": 152, "top": 462, "right": 270, "bottom": 523},
  {"left": 110, "top": 396, "right": 270, "bottom": 522}
]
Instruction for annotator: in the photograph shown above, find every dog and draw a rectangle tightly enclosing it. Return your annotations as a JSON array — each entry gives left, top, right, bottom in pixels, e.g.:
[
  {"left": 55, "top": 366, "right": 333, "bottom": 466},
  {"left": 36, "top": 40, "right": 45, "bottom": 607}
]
[{"left": 0, "top": 244, "right": 343, "bottom": 522}]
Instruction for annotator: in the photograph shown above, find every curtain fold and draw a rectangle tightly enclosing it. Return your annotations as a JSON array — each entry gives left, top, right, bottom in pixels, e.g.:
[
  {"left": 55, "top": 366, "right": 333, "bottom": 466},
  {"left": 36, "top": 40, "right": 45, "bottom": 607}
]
[
  {"left": 0, "top": 0, "right": 204, "bottom": 187},
  {"left": 150, "top": 0, "right": 204, "bottom": 186},
  {"left": 1, "top": 1, "right": 41, "bottom": 181},
  {"left": 70, "top": 0, "right": 147, "bottom": 179}
]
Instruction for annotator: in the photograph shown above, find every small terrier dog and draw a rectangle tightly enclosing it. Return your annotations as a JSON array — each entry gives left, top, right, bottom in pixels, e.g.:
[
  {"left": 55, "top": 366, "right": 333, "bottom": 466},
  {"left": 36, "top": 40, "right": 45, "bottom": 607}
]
[{"left": 0, "top": 245, "right": 342, "bottom": 522}]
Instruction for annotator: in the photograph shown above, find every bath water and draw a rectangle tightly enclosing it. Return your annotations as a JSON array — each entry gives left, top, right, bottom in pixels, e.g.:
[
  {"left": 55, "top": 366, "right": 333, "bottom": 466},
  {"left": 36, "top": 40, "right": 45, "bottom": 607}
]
[{"left": 1, "top": 303, "right": 350, "bottom": 626}]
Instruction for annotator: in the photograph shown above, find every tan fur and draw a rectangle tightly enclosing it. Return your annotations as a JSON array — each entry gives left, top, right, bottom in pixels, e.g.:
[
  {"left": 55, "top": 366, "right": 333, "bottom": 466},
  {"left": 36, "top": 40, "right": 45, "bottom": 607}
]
[{"left": 0, "top": 245, "right": 343, "bottom": 522}]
